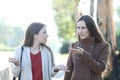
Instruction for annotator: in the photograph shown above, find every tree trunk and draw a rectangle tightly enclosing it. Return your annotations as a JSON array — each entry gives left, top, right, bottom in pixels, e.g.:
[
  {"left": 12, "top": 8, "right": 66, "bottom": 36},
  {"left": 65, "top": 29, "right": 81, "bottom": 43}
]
[
  {"left": 97, "top": 0, "right": 116, "bottom": 50},
  {"left": 90, "top": 0, "right": 94, "bottom": 16},
  {"left": 97, "top": 0, "right": 116, "bottom": 78},
  {"left": 74, "top": 0, "right": 81, "bottom": 23}
]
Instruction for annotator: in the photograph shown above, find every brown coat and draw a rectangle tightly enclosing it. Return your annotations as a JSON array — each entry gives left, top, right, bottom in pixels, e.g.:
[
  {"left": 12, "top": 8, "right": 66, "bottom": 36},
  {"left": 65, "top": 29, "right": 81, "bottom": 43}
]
[{"left": 64, "top": 37, "right": 110, "bottom": 80}]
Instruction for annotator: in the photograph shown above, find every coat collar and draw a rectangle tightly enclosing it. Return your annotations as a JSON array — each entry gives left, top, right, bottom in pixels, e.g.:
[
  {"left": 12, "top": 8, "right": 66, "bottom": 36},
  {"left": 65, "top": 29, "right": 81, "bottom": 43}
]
[{"left": 79, "top": 37, "right": 95, "bottom": 45}]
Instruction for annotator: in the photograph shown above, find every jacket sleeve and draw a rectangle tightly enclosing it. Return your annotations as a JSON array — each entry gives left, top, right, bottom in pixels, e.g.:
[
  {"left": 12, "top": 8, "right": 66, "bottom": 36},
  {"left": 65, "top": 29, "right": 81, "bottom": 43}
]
[
  {"left": 80, "top": 43, "right": 110, "bottom": 74},
  {"left": 11, "top": 47, "right": 22, "bottom": 77},
  {"left": 51, "top": 60, "right": 58, "bottom": 77},
  {"left": 64, "top": 45, "right": 74, "bottom": 80},
  {"left": 47, "top": 49, "right": 58, "bottom": 77}
]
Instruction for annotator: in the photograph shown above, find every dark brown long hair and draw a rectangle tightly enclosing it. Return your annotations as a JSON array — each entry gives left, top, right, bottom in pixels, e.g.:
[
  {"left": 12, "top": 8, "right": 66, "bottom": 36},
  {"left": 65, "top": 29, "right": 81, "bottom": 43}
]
[
  {"left": 78, "top": 15, "right": 105, "bottom": 43},
  {"left": 23, "top": 22, "right": 54, "bottom": 66}
]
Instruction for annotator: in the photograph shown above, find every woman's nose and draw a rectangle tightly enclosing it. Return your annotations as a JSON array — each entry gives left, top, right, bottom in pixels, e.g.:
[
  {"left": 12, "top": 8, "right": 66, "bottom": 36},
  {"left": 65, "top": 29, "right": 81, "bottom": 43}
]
[{"left": 79, "top": 28, "right": 83, "bottom": 32}]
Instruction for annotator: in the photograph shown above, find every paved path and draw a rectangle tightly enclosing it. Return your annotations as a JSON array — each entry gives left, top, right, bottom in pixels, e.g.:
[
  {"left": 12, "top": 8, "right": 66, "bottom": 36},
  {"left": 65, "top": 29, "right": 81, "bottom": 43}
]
[
  {"left": 52, "top": 54, "right": 68, "bottom": 80},
  {"left": 0, "top": 51, "right": 13, "bottom": 80}
]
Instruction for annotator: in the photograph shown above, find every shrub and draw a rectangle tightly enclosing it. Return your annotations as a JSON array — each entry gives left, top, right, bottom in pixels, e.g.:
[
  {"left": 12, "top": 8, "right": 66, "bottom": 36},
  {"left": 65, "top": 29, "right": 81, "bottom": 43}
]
[{"left": 60, "top": 42, "right": 69, "bottom": 54}]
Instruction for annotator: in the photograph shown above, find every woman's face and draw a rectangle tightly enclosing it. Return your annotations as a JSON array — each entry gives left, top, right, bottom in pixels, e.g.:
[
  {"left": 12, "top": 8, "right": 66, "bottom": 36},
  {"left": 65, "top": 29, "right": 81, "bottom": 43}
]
[
  {"left": 77, "top": 20, "right": 90, "bottom": 40},
  {"left": 34, "top": 26, "right": 48, "bottom": 44}
]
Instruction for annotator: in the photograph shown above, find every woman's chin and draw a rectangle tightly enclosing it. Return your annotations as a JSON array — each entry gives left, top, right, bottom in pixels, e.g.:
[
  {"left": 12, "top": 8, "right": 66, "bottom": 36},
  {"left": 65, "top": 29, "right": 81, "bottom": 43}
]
[{"left": 80, "top": 37, "right": 86, "bottom": 40}]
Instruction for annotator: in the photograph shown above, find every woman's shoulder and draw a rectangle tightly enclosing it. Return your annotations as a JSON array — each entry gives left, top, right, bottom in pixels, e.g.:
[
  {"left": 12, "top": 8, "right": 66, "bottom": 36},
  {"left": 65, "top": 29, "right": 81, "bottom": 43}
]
[
  {"left": 41, "top": 45, "right": 52, "bottom": 53},
  {"left": 13, "top": 46, "right": 24, "bottom": 56},
  {"left": 15, "top": 46, "right": 29, "bottom": 52},
  {"left": 15, "top": 46, "right": 23, "bottom": 51},
  {"left": 96, "top": 41, "right": 110, "bottom": 48}
]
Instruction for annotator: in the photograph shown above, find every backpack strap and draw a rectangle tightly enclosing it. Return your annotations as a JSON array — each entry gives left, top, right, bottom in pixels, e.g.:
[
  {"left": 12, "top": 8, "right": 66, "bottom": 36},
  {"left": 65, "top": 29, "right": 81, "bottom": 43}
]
[
  {"left": 18, "top": 46, "right": 23, "bottom": 80},
  {"left": 13, "top": 46, "right": 24, "bottom": 80}
]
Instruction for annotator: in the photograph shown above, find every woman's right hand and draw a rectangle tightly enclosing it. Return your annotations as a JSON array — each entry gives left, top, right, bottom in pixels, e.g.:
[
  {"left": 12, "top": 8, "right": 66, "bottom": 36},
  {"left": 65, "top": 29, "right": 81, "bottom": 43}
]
[
  {"left": 9, "top": 58, "right": 19, "bottom": 66},
  {"left": 54, "top": 64, "right": 70, "bottom": 72},
  {"left": 68, "top": 46, "right": 84, "bottom": 55}
]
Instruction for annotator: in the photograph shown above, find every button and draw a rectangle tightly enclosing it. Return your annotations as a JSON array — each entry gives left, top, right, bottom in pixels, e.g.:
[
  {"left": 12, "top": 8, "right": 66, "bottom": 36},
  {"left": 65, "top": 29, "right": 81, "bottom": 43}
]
[
  {"left": 77, "top": 55, "right": 81, "bottom": 59},
  {"left": 88, "top": 69, "right": 90, "bottom": 72},
  {"left": 117, "top": 60, "right": 120, "bottom": 62},
  {"left": 79, "top": 45, "right": 83, "bottom": 48},
  {"left": 90, "top": 45, "right": 94, "bottom": 48},
  {"left": 75, "top": 69, "right": 79, "bottom": 72}
]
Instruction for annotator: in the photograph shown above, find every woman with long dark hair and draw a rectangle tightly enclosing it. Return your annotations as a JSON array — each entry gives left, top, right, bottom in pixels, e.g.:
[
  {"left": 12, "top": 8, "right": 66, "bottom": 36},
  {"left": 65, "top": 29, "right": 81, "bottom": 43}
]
[{"left": 64, "top": 15, "right": 111, "bottom": 80}]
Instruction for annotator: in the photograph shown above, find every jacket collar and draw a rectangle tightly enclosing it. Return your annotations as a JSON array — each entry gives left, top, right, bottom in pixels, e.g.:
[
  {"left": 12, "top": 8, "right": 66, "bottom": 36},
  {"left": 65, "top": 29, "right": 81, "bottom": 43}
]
[{"left": 78, "top": 37, "right": 95, "bottom": 46}]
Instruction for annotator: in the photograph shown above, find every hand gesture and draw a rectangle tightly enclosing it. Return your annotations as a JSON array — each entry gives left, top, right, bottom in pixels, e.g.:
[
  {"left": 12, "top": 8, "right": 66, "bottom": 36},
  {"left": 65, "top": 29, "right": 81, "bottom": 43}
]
[
  {"left": 68, "top": 46, "right": 84, "bottom": 55},
  {"left": 9, "top": 58, "right": 19, "bottom": 66},
  {"left": 54, "top": 64, "right": 70, "bottom": 72}
]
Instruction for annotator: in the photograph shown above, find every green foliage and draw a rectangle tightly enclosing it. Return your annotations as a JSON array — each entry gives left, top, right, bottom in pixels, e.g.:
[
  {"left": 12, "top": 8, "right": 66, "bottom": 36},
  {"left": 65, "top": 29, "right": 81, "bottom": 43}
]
[
  {"left": 52, "top": 0, "right": 78, "bottom": 42},
  {"left": 115, "top": 22, "right": 120, "bottom": 50},
  {"left": 116, "top": 6, "right": 120, "bottom": 50},
  {"left": 60, "top": 42, "right": 69, "bottom": 54},
  {"left": 0, "top": 44, "right": 15, "bottom": 51},
  {"left": 12, "top": 27, "right": 25, "bottom": 46},
  {"left": 116, "top": 34, "right": 120, "bottom": 50},
  {"left": 116, "top": 6, "right": 120, "bottom": 17},
  {"left": 0, "top": 21, "right": 25, "bottom": 51}
]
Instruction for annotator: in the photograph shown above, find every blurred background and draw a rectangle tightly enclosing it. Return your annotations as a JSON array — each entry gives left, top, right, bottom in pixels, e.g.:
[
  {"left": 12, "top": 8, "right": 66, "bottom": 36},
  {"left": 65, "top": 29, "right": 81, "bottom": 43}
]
[{"left": 0, "top": 0, "right": 120, "bottom": 80}]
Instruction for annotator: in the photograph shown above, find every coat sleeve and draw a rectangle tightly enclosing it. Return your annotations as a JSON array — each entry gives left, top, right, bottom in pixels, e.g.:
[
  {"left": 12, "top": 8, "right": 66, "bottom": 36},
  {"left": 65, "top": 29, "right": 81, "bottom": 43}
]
[
  {"left": 11, "top": 47, "right": 22, "bottom": 77},
  {"left": 80, "top": 43, "right": 110, "bottom": 74},
  {"left": 46, "top": 49, "right": 57, "bottom": 77},
  {"left": 64, "top": 44, "right": 74, "bottom": 80}
]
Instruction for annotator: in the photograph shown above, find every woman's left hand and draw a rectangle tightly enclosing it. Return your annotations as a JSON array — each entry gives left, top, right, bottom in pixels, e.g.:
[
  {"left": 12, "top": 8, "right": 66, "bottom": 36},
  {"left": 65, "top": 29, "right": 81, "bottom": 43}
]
[{"left": 68, "top": 46, "right": 84, "bottom": 55}]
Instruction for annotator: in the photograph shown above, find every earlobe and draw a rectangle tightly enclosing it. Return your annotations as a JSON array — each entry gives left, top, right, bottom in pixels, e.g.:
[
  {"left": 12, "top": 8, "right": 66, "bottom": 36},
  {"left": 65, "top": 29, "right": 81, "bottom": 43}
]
[{"left": 34, "top": 34, "right": 37, "bottom": 39}]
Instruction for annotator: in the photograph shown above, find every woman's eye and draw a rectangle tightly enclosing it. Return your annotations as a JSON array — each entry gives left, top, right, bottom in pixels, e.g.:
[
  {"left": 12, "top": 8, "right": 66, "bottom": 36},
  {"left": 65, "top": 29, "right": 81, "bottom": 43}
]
[
  {"left": 81, "top": 27, "right": 84, "bottom": 29},
  {"left": 77, "top": 26, "right": 86, "bottom": 29},
  {"left": 77, "top": 26, "right": 80, "bottom": 29},
  {"left": 80, "top": 26, "right": 86, "bottom": 29},
  {"left": 43, "top": 31, "right": 47, "bottom": 34},
  {"left": 82, "top": 27, "right": 86, "bottom": 29}
]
